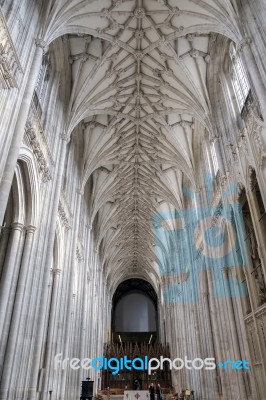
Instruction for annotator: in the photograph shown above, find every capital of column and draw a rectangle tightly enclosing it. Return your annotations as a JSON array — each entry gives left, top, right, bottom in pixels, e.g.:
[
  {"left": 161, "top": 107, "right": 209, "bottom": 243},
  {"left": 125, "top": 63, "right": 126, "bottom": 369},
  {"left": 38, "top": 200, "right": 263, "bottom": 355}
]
[
  {"left": 237, "top": 37, "right": 252, "bottom": 54},
  {"left": 52, "top": 268, "right": 62, "bottom": 276},
  {"left": 210, "top": 135, "right": 221, "bottom": 144},
  {"left": 60, "top": 133, "right": 71, "bottom": 143},
  {"left": 11, "top": 222, "right": 25, "bottom": 232},
  {"left": 26, "top": 225, "right": 36, "bottom": 234},
  {"left": 35, "top": 38, "right": 49, "bottom": 53},
  {"left": 77, "top": 188, "right": 84, "bottom": 196},
  {"left": 0, "top": 224, "right": 11, "bottom": 234}
]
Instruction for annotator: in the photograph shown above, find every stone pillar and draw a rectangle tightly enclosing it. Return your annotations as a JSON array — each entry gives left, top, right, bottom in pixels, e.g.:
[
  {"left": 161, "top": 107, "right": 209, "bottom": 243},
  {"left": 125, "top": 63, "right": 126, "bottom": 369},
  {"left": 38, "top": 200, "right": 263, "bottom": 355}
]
[
  {"left": 0, "top": 39, "right": 47, "bottom": 226},
  {"left": 50, "top": 189, "right": 83, "bottom": 400},
  {"left": 200, "top": 282, "right": 220, "bottom": 398},
  {"left": 205, "top": 268, "right": 228, "bottom": 397},
  {"left": 79, "top": 225, "right": 92, "bottom": 382},
  {"left": 10, "top": 225, "right": 37, "bottom": 398},
  {"left": 0, "top": 222, "right": 25, "bottom": 374},
  {"left": 41, "top": 268, "right": 62, "bottom": 400},
  {"left": 26, "top": 135, "right": 68, "bottom": 400},
  {"left": 0, "top": 224, "right": 35, "bottom": 400},
  {"left": 223, "top": 269, "right": 249, "bottom": 399},
  {"left": 0, "top": 226, "right": 11, "bottom": 276},
  {"left": 65, "top": 293, "right": 76, "bottom": 399},
  {"left": 56, "top": 257, "right": 75, "bottom": 399}
]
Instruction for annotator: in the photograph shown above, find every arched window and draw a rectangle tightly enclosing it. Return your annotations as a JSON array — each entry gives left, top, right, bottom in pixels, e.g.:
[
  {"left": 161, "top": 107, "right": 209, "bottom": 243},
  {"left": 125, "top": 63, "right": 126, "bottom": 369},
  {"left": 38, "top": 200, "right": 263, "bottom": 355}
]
[
  {"left": 210, "top": 141, "right": 219, "bottom": 175},
  {"left": 33, "top": 53, "right": 50, "bottom": 119},
  {"left": 229, "top": 42, "right": 250, "bottom": 112},
  {"left": 203, "top": 140, "right": 219, "bottom": 176}
]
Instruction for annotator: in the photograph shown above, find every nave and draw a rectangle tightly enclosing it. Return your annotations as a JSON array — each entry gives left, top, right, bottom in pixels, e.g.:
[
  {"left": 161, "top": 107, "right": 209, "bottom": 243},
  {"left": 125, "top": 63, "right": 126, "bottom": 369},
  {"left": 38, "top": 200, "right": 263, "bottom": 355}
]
[{"left": 0, "top": 0, "right": 266, "bottom": 399}]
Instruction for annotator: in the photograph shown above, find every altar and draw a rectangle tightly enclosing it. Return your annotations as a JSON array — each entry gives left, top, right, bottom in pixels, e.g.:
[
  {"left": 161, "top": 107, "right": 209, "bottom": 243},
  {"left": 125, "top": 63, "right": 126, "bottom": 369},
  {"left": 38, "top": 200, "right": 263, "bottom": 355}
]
[{"left": 124, "top": 390, "right": 149, "bottom": 400}]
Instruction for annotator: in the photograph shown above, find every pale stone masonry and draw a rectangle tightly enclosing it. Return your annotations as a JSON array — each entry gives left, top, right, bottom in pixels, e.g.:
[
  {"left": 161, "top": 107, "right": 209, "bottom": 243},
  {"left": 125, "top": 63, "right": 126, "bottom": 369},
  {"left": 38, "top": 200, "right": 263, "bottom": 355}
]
[{"left": 0, "top": 1, "right": 266, "bottom": 399}]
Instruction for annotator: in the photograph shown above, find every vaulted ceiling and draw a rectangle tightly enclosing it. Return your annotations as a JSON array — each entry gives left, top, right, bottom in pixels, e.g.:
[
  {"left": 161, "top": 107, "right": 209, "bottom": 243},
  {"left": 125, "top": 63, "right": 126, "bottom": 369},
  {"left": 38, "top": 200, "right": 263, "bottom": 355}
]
[{"left": 45, "top": 0, "right": 242, "bottom": 291}]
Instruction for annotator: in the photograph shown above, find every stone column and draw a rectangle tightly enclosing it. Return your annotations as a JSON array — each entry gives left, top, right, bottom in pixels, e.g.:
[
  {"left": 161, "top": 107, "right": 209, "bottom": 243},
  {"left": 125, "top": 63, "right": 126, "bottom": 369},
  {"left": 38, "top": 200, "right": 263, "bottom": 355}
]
[
  {"left": 51, "top": 189, "right": 83, "bottom": 400},
  {"left": 26, "top": 135, "right": 69, "bottom": 400},
  {"left": 0, "top": 222, "right": 25, "bottom": 373},
  {"left": 0, "top": 224, "right": 36, "bottom": 400},
  {"left": 223, "top": 269, "right": 249, "bottom": 399},
  {"left": 41, "top": 268, "right": 62, "bottom": 400},
  {"left": 55, "top": 242, "right": 75, "bottom": 400},
  {"left": 13, "top": 226, "right": 43, "bottom": 398},
  {"left": 0, "top": 226, "right": 11, "bottom": 276},
  {"left": 205, "top": 268, "right": 228, "bottom": 397},
  {"left": 0, "top": 39, "right": 47, "bottom": 226},
  {"left": 200, "top": 275, "right": 220, "bottom": 399},
  {"left": 79, "top": 225, "right": 92, "bottom": 383},
  {"left": 69, "top": 293, "right": 77, "bottom": 399}
]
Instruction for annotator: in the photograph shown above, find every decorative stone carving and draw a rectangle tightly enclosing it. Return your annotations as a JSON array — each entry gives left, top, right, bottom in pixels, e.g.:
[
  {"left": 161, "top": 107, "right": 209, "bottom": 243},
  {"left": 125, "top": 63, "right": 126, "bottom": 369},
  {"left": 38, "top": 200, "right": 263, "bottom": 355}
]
[
  {"left": 237, "top": 37, "right": 252, "bottom": 55},
  {"left": 76, "top": 246, "right": 83, "bottom": 262},
  {"left": 35, "top": 38, "right": 48, "bottom": 53},
  {"left": 243, "top": 106, "right": 266, "bottom": 166},
  {"left": 58, "top": 200, "right": 71, "bottom": 230},
  {"left": 135, "top": 30, "right": 144, "bottom": 39},
  {"left": 101, "top": 8, "right": 110, "bottom": 18},
  {"left": 135, "top": 51, "right": 144, "bottom": 60},
  {"left": 186, "top": 34, "right": 194, "bottom": 42},
  {"left": 172, "top": 6, "right": 181, "bottom": 15},
  {"left": 244, "top": 212, "right": 266, "bottom": 306},
  {"left": 0, "top": 9, "right": 22, "bottom": 88},
  {"left": 25, "top": 122, "right": 52, "bottom": 182},
  {"left": 134, "top": 8, "right": 145, "bottom": 18}
]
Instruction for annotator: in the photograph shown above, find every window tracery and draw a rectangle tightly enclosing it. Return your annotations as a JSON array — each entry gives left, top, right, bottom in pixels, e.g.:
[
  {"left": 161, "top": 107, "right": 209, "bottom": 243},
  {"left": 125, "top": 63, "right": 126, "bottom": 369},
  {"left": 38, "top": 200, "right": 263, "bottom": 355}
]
[{"left": 229, "top": 42, "right": 250, "bottom": 113}]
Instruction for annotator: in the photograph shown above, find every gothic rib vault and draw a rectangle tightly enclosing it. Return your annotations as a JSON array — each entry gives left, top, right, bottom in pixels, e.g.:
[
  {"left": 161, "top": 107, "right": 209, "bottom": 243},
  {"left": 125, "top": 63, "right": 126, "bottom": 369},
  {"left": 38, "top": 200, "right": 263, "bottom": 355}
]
[
  {"left": 2, "top": 0, "right": 266, "bottom": 399},
  {"left": 41, "top": 0, "right": 244, "bottom": 292}
]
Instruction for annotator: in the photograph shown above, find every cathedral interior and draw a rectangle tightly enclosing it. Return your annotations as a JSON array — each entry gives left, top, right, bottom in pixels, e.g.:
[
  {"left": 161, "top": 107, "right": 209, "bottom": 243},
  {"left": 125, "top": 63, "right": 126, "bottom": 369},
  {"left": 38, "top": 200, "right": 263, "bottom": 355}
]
[{"left": 0, "top": 0, "right": 266, "bottom": 399}]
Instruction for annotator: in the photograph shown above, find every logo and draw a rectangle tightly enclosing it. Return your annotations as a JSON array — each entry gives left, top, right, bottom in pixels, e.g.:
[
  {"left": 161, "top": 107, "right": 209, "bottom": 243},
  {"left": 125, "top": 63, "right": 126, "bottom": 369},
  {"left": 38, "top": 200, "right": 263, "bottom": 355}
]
[
  {"left": 153, "top": 173, "right": 248, "bottom": 302},
  {"left": 54, "top": 354, "right": 250, "bottom": 374}
]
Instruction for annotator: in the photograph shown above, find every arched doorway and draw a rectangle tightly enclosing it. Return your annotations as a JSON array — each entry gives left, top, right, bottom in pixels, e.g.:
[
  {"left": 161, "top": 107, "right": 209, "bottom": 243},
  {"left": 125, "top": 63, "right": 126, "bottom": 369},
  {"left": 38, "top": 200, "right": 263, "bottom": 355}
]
[
  {"left": 112, "top": 278, "right": 158, "bottom": 344},
  {"left": 102, "top": 279, "right": 171, "bottom": 392}
]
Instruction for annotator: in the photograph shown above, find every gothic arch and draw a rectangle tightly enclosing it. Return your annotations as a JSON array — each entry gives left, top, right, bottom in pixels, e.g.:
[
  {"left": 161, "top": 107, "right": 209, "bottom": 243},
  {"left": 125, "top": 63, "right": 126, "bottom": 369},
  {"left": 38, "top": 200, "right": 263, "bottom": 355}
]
[{"left": 17, "top": 148, "right": 40, "bottom": 227}]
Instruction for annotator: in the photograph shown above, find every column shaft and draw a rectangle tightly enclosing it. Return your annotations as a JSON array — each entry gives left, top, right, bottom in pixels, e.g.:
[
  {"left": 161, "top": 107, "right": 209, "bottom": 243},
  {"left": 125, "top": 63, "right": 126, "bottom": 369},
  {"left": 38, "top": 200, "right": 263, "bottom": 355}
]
[
  {"left": 0, "top": 223, "right": 25, "bottom": 374},
  {"left": 0, "top": 226, "right": 35, "bottom": 400},
  {"left": 27, "top": 138, "right": 68, "bottom": 400},
  {"left": 41, "top": 269, "right": 61, "bottom": 399},
  {"left": 0, "top": 227, "right": 11, "bottom": 277}
]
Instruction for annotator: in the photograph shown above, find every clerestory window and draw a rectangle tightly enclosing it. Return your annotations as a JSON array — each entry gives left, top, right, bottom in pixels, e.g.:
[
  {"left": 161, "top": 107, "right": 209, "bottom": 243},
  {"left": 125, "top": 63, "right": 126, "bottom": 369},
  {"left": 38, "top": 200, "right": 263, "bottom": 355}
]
[
  {"left": 210, "top": 142, "right": 219, "bottom": 175},
  {"left": 229, "top": 42, "right": 250, "bottom": 112},
  {"left": 33, "top": 53, "right": 50, "bottom": 119}
]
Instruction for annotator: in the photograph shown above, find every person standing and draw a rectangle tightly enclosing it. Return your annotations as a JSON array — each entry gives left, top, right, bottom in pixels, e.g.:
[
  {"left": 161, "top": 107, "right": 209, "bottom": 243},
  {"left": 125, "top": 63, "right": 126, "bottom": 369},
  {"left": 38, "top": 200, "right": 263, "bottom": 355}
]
[
  {"left": 149, "top": 383, "right": 155, "bottom": 400},
  {"left": 156, "top": 384, "right": 162, "bottom": 400},
  {"left": 134, "top": 379, "right": 140, "bottom": 390}
]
